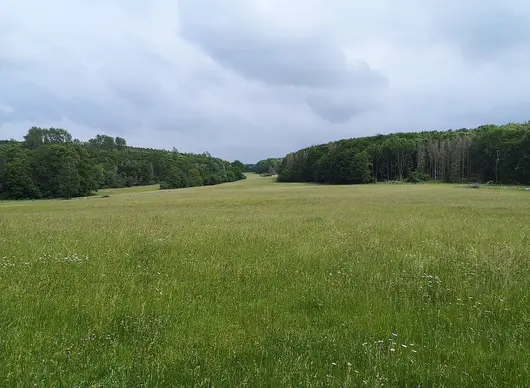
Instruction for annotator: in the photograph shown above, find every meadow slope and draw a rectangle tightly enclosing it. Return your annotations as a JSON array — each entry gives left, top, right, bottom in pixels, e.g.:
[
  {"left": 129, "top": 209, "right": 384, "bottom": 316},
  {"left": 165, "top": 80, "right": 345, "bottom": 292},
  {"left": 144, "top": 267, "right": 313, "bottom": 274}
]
[{"left": 1, "top": 175, "right": 529, "bottom": 387}]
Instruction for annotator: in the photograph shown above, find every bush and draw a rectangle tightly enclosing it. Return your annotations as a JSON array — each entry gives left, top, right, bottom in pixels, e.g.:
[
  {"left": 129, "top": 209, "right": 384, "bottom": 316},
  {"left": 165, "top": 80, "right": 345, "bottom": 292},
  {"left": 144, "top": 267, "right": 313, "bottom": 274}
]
[{"left": 406, "top": 171, "right": 431, "bottom": 183}]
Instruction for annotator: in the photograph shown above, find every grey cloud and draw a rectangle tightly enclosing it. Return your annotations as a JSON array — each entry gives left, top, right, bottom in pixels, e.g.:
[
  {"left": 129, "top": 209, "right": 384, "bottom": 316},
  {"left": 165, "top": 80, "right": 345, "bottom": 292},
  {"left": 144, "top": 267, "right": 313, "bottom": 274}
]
[
  {"left": 424, "top": 1, "right": 530, "bottom": 62},
  {"left": 178, "top": 1, "right": 388, "bottom": 123},
  {"left": 0, "top": 62, "right": 62, "bottom": 123},
  {"left": 2, "top": 0, "right": 530, "bottom": 162},
  {"left": 180, "top": 30, "right": 382, "bottom": 90},
  {"left": 305, "top": 97, "right": 372, "bottom": 125},
  {"left": 0, "top": 60, "right": 131, "bottom": 133}
]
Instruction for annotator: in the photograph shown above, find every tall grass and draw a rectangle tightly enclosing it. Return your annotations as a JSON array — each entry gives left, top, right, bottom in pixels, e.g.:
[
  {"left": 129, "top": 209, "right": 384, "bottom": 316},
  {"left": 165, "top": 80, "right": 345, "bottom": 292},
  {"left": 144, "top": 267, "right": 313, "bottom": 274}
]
[{"left": 1, "top": 175, "right": 529, "bottom": 387}]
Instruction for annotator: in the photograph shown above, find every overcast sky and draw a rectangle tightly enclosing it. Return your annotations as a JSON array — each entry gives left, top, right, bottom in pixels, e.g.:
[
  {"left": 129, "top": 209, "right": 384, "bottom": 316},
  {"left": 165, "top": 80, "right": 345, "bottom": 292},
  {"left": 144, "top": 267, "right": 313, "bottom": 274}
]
[{"left": 1, "top": 1, "right": 530, "bottom": 162}]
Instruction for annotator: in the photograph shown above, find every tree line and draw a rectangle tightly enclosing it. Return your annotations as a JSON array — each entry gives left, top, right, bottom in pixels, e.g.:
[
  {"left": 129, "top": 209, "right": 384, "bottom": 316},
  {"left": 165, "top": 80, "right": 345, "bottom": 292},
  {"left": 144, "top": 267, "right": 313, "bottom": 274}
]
[
  {"left": 0, "top": 127, "right": 246, "bottom": 200},
  {"left": 244, "top": 158, "right": 283, "bottom": 175},
  {"left": 276, "top": 122, "right": 530, "bottom": 185}
]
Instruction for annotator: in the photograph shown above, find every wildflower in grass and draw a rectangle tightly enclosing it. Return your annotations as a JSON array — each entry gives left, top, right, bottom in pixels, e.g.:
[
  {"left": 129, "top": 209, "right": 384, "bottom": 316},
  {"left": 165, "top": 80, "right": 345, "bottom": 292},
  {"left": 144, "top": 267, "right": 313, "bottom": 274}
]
[{"left": 56, "top": 253, "right": 89, "bottom": 265}]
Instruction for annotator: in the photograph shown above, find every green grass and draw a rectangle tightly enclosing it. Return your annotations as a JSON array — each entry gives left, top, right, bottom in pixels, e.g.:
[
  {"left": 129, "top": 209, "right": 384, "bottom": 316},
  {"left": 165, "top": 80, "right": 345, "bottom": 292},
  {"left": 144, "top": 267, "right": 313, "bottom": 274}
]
[
  {"left": 96, "top": 184, "right": 161, "bottom": 196},
  {"left": 1, "top": 174, "right": 530, "bottom": 387}
]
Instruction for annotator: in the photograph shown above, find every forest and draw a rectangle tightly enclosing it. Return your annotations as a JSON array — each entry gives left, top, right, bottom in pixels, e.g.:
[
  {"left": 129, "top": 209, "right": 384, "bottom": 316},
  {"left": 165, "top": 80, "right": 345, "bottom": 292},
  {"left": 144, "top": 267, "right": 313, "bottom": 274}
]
[
  {"left": 0, "top": 127, "right": 246, "bottom": 199},
  {"left": 277, "top": 122, "right": 530, "bottom": 185},
  {"left": 244, "top": 158, "right": 282, "bottom": 175}
]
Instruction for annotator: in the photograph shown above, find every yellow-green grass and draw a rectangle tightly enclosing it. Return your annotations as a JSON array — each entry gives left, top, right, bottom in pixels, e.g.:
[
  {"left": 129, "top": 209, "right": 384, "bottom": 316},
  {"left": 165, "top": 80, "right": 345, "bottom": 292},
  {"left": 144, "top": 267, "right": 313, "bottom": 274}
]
[
  {"left": 97, "top": 184, "right": 161, "bottom": 196},
  {"left": 1, "top": 175, "right": 529, "bottom": 387}
]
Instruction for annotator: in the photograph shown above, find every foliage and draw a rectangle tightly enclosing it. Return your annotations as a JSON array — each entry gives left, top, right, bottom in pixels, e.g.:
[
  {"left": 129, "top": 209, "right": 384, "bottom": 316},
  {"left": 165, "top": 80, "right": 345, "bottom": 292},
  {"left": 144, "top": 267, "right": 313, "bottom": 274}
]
[
  {"left": 0, "top": 127, "right": 245, "bottom": 199},
  {"left": 160, "top": 166, "right": 187, "bottom": 190},
  {"left": 406, "top": 170, "right": 431, "bottom": 183},
  {"left": 187, "top": 168, "right": 204, "bottom": 187},
  {"left": 23, "top": 127, "right": 73, "bottom": 149},
  {"left": 4, "top": 152, "right": 41, "bottom": 199},
  {"left": 245, "top": 158, "right": 282, "bottom": 174},
  {"left": 1, "top": 176, "right": 530, "bottom": 386},
  {"left": 276, "top": 121, "right": 530, "bottom": 185}
]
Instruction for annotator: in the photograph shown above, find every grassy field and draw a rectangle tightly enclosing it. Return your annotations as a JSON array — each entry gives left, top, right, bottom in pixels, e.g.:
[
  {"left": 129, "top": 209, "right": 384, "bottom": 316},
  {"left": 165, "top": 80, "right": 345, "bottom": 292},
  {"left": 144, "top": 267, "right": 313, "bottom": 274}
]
[{"left": 1, "top": 174, "right": 529, "bottom": 387}]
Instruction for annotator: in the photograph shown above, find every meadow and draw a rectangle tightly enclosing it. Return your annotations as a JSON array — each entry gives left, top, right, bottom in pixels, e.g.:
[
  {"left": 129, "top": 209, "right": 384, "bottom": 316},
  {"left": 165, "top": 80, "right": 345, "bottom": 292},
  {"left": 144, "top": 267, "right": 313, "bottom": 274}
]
[{"left": 1, "top": 174, "right": 529, "bottom": 387}]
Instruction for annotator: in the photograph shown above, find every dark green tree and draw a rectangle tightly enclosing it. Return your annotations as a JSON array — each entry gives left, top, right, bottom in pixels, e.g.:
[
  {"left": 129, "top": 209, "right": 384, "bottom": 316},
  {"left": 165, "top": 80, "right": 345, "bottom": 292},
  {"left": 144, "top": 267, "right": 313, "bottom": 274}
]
[
  {"left": 274, "top": 121, "right": 530, "bottom": 186},
  {"left": 115, "top": 137, "right": 127, "bottom": 150},
  {"left": 23, "top": 127, "right": 45, "bottom": 149},
  {"left": 57, "top": 159, "right": 81, "bottom": 199},
  {"left": 44, "top": 128, "right": 72, "bottom": 144},
  {"left": 187, "top": 168, "right": 204, "bottom": 187},
  {"left": 4, "top": 154, "right": 40, "bottom": 199},
  {"left": 160, "top": 166, "right": 187, "bottom": 189},
  {"left": 231, "top": 160, "right": 244, "bottom": 173}
]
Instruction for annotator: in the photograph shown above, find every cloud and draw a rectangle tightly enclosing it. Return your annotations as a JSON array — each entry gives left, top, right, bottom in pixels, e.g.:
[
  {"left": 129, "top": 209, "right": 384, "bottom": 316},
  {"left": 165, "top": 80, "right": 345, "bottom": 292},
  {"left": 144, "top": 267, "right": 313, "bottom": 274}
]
[
  {"left": 178, "top": 0, "right": 388, "bottom": 122},
  {"left": 422, "top": 1, "right": 530, "bottom": 62},
  {"left": 1, "top": 0, "right": 530, "bottom": 162}
]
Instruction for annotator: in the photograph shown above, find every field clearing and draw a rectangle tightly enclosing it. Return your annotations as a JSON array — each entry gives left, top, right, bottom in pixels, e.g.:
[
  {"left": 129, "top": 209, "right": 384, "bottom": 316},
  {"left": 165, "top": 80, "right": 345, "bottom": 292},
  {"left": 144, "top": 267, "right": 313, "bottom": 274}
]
[{"left": 1, "top": 174, "right": 530, "bottom": 387}]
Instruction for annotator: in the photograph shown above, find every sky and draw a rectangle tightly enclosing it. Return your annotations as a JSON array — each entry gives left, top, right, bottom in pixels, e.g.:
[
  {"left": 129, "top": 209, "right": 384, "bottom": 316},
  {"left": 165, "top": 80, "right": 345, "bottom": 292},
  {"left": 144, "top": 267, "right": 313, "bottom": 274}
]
[{"left": 1, "top": 1, "right": 530, "bottom": 162}]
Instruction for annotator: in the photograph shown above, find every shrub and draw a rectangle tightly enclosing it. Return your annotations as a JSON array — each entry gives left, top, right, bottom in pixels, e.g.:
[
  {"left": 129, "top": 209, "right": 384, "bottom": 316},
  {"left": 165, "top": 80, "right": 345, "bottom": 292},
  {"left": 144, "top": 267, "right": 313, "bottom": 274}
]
[{"left": 407, "top": 171, "right": 431, "bottom": 183}]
